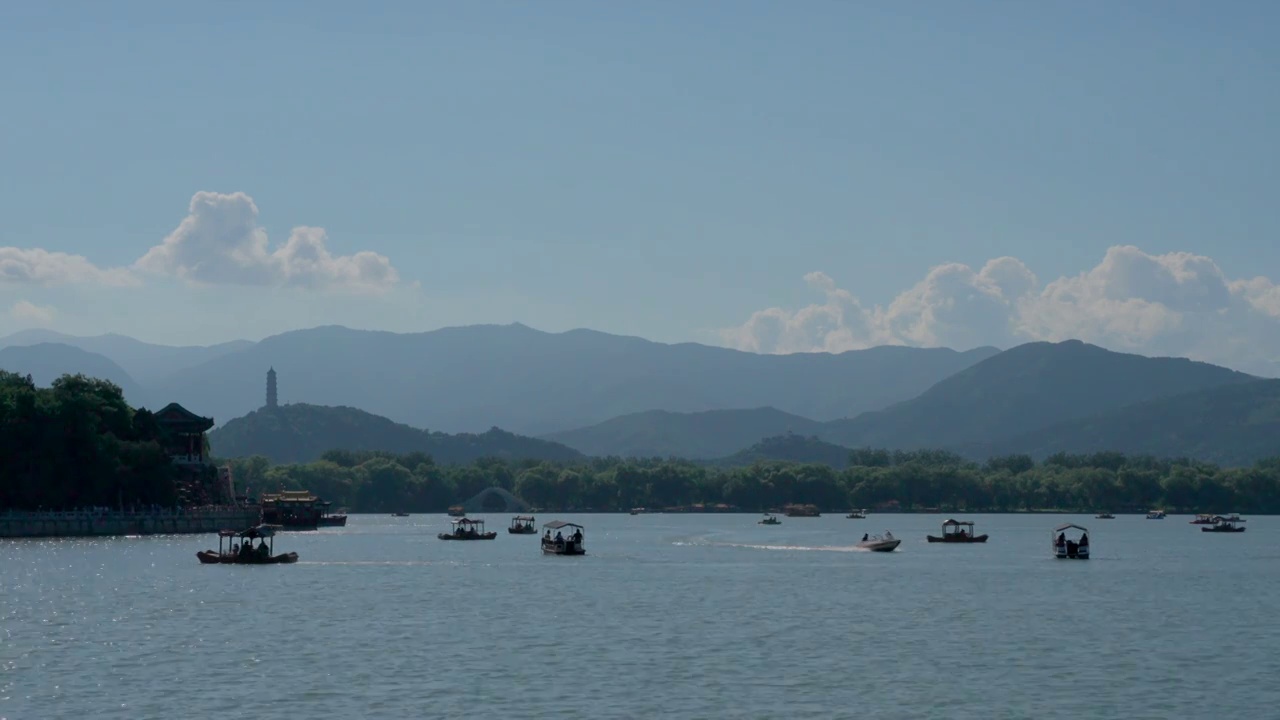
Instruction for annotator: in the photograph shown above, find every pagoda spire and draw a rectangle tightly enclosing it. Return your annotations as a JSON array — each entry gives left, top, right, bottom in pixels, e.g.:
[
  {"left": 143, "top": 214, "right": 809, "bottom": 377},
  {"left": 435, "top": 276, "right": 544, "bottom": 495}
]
[{"left": 266, "top": 367, "right": 278, "bottom": 409}]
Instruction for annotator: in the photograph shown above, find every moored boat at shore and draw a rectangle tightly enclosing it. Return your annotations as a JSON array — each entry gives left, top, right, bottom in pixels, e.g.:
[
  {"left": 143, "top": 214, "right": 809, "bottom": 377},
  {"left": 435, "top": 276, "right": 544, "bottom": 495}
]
[
  {"left": 197, "top": 524, "right": 298, "bottom": 564},
  {"left": 927, "top": 519, "right": 988, "bottom": 543}
]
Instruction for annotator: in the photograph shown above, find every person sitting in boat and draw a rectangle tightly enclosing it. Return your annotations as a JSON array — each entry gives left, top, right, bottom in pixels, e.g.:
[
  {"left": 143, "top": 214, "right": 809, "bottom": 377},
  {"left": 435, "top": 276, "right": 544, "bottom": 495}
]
[
  {"left": 231, "top": 542, "right": 240, "bottom": 555},
  {"left": 239, "top": 541, "right": 253, "bottom": 558},
  {"left": 544, "top": 529, "right": 552, "bottom": 542},
  {"left": 572, "top": 529, "right": 582, "bottom": 544},
  {"left": 1079, "top": 532, "right": 1089, "bottom": 547},
  {"left": 862, "top": 533, "right": 869, "bottom": 542},
  {"left": 555, "top": 531, "right": 564, "bottom": 544},
  {"left": 1057, "top": 532, "right": 1066, "bottom": 546},
  {"left": 884, "top": 531, "right": 893, "bottom": 539}
]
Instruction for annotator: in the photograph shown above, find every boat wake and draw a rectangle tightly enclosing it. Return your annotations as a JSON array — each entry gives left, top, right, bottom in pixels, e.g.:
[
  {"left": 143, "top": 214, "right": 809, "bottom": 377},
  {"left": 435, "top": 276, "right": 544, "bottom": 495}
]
[{"left": 707, "top": 541, "right": 868, "bottom": 553}]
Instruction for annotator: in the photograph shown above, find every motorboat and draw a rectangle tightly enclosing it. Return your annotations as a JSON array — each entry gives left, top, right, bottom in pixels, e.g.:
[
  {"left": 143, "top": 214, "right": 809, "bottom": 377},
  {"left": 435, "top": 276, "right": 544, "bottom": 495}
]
[
  {"left": 541, "top": 520, "right": 586, "bottom": 555},
  {"left": 197, "top": 525, "right": 298, "bottom": 564},
  {"left": 1095, "top": 512, "right": 1115, "bottom": 519},
  {"left": 1053, "top": 524, "right": 1089, "bottom": 559},
  {"left": 926, "top": 519, "right": 988, "bottom": 543},
  {"left": 758, "top": 513, "right": 781, "bottom": 525},
  {"left": 437, "top": 518, "right": 497, "bottom": 540},
  {"left": 508, "top": 515, "right": 537, "bottom": 534},
  {"left": 846, "top": 509, "right": 867, "bottom": 519},
  {"left": 1189, "top": 514, "right": 1217, "bottom": 525},
  {"left": 1146, "top": 510, "right": 1166, "bottom": 519},
  {"left": 857, "top": 532, "right": 900, "bottom": 552}
]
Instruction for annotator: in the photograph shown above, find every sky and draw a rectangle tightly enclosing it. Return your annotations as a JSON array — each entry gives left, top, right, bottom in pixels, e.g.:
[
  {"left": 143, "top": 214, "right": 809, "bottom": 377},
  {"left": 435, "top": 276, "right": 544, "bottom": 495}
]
[{"left": 2, "top": 1, "right": 1279, "bottom": 374}]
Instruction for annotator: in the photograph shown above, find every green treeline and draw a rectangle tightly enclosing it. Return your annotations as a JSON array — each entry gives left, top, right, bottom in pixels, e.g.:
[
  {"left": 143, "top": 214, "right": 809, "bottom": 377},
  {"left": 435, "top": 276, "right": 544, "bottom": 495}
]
[
  {"left": 0, "top": 371, "right": 185, "bottom": 510},
  {"left": 221, "top": 447, "right": 1280, "bottom": 514}
]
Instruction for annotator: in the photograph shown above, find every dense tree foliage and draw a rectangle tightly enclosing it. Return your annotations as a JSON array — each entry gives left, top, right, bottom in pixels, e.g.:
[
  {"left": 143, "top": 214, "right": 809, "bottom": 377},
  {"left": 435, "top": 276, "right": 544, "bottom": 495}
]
[
  {"left": 220, "top": 447, "right": 1280, "bottom": 514},
  {"left": 0, "top": 371, "right": 181, "bottom": 510}
]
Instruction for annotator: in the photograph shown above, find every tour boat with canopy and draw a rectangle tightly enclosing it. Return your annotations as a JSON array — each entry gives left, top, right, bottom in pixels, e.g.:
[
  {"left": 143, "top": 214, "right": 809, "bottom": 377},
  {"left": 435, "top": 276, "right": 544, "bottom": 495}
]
[
  {"left": 926, "top": 519, "right": 989, "bottom": 543},
  {"left": 1053, "top": 524, "right": 1089, "bottom": 559},
  {"left": 1202, "top": 515, "right": 1246, "bottom": 533},
  {"left": 438, "top": 518, "right": 498, "bottom": 540},
  {"left": 541, "top": 520, "right": 586, "bottom": 555},
  {"left": 508, "top": 515, "right": 537, "bottom": 534},
  {"left": 197, "top": 524, "right": 298, "bottom": 564}
]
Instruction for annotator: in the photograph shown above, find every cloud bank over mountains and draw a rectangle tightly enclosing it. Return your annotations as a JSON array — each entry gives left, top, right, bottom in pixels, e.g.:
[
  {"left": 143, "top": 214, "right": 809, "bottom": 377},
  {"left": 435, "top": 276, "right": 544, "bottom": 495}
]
[
  {"left": 724, "top": 246, "right": 1280, "bottom": 376},
  {"left": 1, "top": 191, "right": 400, "bottom": 293}
]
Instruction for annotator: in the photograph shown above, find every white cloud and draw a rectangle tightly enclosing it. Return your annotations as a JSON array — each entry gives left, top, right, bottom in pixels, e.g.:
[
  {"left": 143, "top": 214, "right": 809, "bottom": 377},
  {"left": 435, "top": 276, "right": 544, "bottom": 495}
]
[
  {"left": 723, "top": 246, "right": 1280, "bottom": 376},
  {"left": 0, "top": 248, "right": 138, "bottom": 287},
  {"left": 134, "top": 191, "right": 399, "bottom": 292},
  {"left": 9, "top": 300, "right": 56, "bottom": 326}
]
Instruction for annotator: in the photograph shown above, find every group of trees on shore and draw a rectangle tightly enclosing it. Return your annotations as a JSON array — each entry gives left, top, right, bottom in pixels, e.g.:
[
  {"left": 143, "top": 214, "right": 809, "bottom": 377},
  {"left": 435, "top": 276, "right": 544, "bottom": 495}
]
[
  {"left": 221, "top": 447, "right": 1280, "bottom": 514},
  {"left": 0, "top": 371, "right": 182, "bottom": 510}
]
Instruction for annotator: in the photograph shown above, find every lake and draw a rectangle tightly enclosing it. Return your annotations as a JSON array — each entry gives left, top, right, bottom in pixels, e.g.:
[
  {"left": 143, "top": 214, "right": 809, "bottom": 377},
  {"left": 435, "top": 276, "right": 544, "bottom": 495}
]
[{"left": 3, "top": 512, "right": 1277, "bottom": 718}]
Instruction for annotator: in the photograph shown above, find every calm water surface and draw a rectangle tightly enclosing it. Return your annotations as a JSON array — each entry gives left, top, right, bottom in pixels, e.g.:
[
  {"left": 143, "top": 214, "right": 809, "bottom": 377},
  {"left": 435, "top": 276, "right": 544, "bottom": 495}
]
[{"left": 3, "top": 513, "right": 1279, "bottom": 719}]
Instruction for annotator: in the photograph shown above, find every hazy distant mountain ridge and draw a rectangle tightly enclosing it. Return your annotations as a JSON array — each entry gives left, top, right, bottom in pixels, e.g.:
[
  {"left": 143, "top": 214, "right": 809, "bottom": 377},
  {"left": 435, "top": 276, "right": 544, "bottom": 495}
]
[
  {"left": 541, "top": 407, "right": 826, "bottom": 459},
  {"left": 207, "top": 403, "right": 585, "bottom": 465},
  {"left": 0, "top": 329, "right": 252, "bottom": 384},
  {"left": 0, "top": 343, "right": 150, "bottom": 407},
  {"left": 148, "top": 323, "right": 1001, "bottom": 435}
]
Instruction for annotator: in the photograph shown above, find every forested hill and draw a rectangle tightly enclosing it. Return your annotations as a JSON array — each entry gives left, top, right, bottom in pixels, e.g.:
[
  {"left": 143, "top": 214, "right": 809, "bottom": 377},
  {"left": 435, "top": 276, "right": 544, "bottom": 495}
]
[{"left": 207, "top": 403, "right": 585, "bottom": 465}]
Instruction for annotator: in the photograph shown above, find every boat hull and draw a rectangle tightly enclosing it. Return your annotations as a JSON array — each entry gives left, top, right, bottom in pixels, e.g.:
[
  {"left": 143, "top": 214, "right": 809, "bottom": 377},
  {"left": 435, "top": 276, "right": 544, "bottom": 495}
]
[
  {"left": 1201, "top": 526, "right": 1246, "bottom": 533},
  {"left": 857, "top": 539, "right": 900, "bottom": 552},
  {"left": 542, "top": 542, "right": 586, "bottom": 556},
  {"left": 317, "top": 516, "right": 347, "bottom": 527},
  {"left": 437, "top": 532, "right": 498, "bottom": 540},
  {"left": 508, "top": 527, "right": 537, "bottom": 534},
  {"left": 926, "top": 534, "right": 989, "bottom": 543},
  {"left": 1054, "top": 548, "right": 1089, "bottom": 559},
  {"left": 196, "top": 550, "right": 299, "bottom": 564}
]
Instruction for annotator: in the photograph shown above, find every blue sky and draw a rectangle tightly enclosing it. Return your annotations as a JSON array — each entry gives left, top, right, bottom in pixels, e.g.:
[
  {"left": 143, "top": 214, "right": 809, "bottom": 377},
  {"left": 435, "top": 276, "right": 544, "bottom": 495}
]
[{"left": 2, "top": 1, "right": 1278, "bottom": 372}]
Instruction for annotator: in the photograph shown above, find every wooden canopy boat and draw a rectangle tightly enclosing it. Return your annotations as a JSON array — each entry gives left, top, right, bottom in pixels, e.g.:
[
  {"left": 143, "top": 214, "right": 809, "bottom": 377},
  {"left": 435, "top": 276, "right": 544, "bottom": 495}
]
[
  {"left": 1202, "top": 516, "right": 1246, "bottom": 533},
  {"left": 857, "top": 532, "right": 900, "bottom": 552},
  {"left": 197, "top": 525, "right": 298, "bottom": 565},
  {"left": 758, "top": 513, "right": 781, "bottom": 525},
  {"left": 541, "top": 520, "right": 586, "bottom": 555},
  {"left": 438, "top": 518, "right": 497, "bottom": 540},
  {"left": 508, "top": 515, "right": 537, "bottom": 534},
  {"left": 927, "top": 519, "right": 988, "bottom": 543},
  {"left": 1053, "top": 524, "right": 1089, "bottom": 559},
  {"left": 316, "top": 502, "right": 347, "bottom": 527}
]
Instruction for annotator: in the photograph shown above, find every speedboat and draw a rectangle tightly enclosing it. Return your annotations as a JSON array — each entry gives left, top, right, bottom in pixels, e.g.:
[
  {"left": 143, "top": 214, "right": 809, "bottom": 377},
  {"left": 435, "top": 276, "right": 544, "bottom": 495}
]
[
  {"left": 857, "top": 533, "right": 900, "bottom": 552},
  {"left": 1146, "top": 510, "right": 1166, "bottom": 519}
]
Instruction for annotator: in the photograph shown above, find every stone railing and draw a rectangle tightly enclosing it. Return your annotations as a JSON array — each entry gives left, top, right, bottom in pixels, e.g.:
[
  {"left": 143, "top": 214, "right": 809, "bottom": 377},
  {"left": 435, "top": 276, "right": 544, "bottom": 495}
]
[{"left": 0, "top": 505, "right": 263, "bottom": 538}]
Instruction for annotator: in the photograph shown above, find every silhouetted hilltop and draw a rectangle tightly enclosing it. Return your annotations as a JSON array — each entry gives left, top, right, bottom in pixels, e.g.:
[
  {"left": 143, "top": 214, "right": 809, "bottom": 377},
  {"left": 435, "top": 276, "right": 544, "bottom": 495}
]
[
  {"left": 543, "top": 407, "right": 826, "bottom": 459},
  {"left": 207, "top": 402, "right": 585, "bottom": 465},
  {"left": 0, "top": 343, "right": 149, "bottom": 407}
]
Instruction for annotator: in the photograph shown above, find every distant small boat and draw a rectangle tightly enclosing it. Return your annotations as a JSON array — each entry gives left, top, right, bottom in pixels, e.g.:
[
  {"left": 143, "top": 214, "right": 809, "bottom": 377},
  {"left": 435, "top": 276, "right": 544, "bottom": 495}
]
[
  {"left": 758, "top": 513, "right": 781, "bottom": 525},
  {"left": 846, "top": 509, "right": 867, "bottom": 519},
  {"left": 1095, "top": 512, "right": 1115, "bottom": 519},
  {"left": 857, "top": 533, "right": 900, "bottom": 552},
  {"left": 784, "top": 504, "right": 820, "bottom": 517},
  {"left": 1146, "top": 510, "right": 1166, "bottom": 519},
  {"left": 508, "top": 515, "right": 537, "bottom": 534},
  {"left": 438, "top": 518, "right": 497, "bottom": 540},
  {"left": 1190, "top": 514, "right": 1219, "bottom": 524},
  {"left": 629, "top": 507, "right": 647, "bottom": 515},
  {"left": 391, "top": 512, "right": 410, "bottom": 517},
  {"left": 1202, "top": 516, "right": 1246, "bottom": 533},
  {"left": 541, "top": 520, "right": 586, "bottom": 555}
]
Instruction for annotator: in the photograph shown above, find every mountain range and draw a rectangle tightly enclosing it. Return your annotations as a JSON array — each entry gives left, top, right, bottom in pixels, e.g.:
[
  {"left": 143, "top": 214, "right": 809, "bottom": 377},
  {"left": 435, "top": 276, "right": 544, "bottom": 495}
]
[
  {"left": 0, "top": 324, "right": 998, "bottom": 435},
  {"left": 3, "top": 324, "right": 1277, "bottom": 467}
]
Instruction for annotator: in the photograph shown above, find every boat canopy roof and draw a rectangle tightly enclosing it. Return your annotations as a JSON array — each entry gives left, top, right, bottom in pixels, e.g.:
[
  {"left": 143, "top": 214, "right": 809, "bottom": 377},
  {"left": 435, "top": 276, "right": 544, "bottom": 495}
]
[
  {"left": 943, "top": 519, "right": 974, "bottom": 527},
  {"left": 1213, "top": 515, "right": 1245, "bottom": 522},
  {"left": 512, "top": 515, "right": 535, "bottom": 521},
  {"left": 543, "top": 520, "right": 583, "bottom": 530},
  {"left": 219, "top": 524, "right": 279, "bottom": 539},
  {"left": 1053, "top": 523, "right": 1088, "bottom": 533},
  {"left": 451, "top": 518, "right": 483, "bottom": 525}
]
